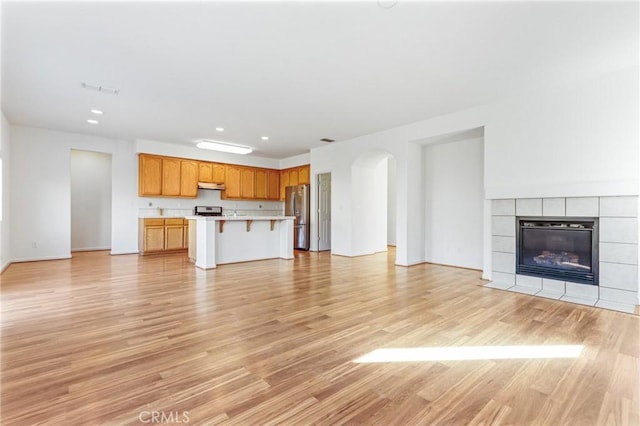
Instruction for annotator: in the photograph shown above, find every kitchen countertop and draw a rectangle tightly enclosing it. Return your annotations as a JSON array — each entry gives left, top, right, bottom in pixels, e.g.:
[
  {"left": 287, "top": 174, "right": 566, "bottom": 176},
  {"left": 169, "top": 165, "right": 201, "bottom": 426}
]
[
  {"left": 185, "top": 215, "right": 294, "bottom": 221},
  {"left": 139, "top": 216, "right": 187, "bottom": 219}
]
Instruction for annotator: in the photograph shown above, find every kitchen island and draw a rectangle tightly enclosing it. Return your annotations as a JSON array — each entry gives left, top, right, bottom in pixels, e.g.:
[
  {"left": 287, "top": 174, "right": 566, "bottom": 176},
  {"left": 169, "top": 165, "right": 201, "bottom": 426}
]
[{"left": 186, "top": 215, "right": 295, "bottom": 269}]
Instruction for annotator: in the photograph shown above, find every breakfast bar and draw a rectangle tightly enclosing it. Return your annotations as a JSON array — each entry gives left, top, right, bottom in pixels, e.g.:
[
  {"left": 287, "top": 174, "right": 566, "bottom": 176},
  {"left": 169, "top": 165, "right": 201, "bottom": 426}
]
[{"left": 186, "top": 215, "right": 295, "bottom": 269}]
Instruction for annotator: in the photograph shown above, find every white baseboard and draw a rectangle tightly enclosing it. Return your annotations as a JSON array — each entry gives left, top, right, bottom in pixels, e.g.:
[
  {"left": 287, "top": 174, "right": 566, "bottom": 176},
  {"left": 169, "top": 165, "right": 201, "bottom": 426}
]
[
  {"left": 71, "top": 247, "right": 111, "bottom": 252},
  {"left": 11, "top": 255, "right": 73, "bottom": 263}
]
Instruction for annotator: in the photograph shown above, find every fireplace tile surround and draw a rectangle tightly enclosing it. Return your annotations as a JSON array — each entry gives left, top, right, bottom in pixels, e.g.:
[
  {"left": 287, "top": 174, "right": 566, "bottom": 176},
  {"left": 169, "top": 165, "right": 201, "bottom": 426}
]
[{"left": 486, "top": 196, "right": 639, "bottom": 314}]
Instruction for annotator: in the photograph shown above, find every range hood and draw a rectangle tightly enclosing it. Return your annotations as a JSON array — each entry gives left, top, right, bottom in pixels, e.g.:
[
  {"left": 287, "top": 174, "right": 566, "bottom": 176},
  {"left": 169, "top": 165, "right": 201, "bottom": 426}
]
[{"left": 197, "top": 182, "right": 226, "bottom": 190}]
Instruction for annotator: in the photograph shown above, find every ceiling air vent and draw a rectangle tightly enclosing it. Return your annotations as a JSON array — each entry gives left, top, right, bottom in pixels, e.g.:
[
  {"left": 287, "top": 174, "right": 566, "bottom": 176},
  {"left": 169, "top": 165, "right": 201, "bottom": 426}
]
[
  {"left": 320, "top": 138, "right": 335, "bottom": 143},
  {"left": 81, "top": 82, "right": 120, "bottom": 95}
]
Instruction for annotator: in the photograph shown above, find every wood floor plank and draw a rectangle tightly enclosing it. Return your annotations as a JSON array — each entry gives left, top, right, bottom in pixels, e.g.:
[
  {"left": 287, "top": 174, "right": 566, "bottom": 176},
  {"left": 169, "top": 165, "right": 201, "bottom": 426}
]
[{"left": 1, "top": 250, "right": 639, "bottom": 424}]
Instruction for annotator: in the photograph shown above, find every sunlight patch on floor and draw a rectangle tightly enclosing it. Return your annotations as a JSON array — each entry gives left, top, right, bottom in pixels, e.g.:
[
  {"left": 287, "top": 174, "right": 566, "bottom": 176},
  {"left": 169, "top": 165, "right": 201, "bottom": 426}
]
[{"left": 353, "top": 345, "right": 584, "bottom": 363}]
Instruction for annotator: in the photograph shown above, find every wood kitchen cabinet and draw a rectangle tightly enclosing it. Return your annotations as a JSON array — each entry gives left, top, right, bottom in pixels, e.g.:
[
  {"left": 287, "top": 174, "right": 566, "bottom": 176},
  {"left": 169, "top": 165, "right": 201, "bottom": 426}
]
[
  {"left": 140, "top": 153, "right": 308, "bottom": 201},
  {"left": 241, "top": 167, "right": 255, "bottom": 199},
  {"left": 162, "top": 158, "right": 182, "bottom": 196},
  {"left": 139, "top": 218, "right": 190, "bottom": 254},
  {"left": 279, "top": 164, "right": 309, "bottom": 200},
  {"left": 223, "top": 165, "right": 242, "bottom": 198},
  {"left": 255, "top": 168, "right": 268, "bottom": 199},
  {"left": 140, "top": 218, "right": 166, "bottom": 253},
  {"left": 298, "top": 165, "right": 310, "bottom": 184},
  {"left": 198, "top": 162, "right": 213, "bottom": 183},
  {"left": 139, "top": 155, "right": 163, "bottom": 196},
  {"left": 211, "top": 163, "right": 225, "bottom": 183},
  {"left": 164, "top": 219, "right": 185, "bottom": 251},
  {"left": 268, "top": 169, "right": 280, "bottom": 200},
  {"left": 180, "top": 160, "right": 198, "bottom": 197},
  {"left": 279, "top": 170, "right": 290, "bottom": 201},
  {"left": 198, "top": 162, "right": 225, "bottom": 183},
  {"left": 139, "top": 154, "right": 198, "bottom": 198},
  {"left": 289, "top": 168, "right": 299, "bottom": 187}
]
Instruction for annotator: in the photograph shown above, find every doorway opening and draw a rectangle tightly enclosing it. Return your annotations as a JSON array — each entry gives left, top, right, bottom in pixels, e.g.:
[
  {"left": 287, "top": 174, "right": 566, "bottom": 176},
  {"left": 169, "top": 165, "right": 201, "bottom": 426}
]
[
  {"left": 351, "top": 151, "right": 397, "bottom": 262},
  {"left": 70, "top": 150, "right": 112, "bottom": 252}
]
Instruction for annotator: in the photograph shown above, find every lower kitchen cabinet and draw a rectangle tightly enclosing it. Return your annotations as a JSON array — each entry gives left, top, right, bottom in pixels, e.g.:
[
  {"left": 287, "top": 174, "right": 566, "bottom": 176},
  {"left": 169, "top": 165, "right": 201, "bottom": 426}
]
[
  {"left": 164, "top": 219, "right": 185, "bottom": 251},
  {"left": 139, "top": 218, "right": 189, "bottom": 254}
]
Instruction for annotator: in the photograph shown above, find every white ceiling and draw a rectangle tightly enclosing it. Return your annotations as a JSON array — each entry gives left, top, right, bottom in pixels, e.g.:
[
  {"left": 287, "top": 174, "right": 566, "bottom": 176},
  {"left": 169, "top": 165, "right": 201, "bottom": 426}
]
[{"left": 2, "top": 1, "right": 637, "bottom": 159}]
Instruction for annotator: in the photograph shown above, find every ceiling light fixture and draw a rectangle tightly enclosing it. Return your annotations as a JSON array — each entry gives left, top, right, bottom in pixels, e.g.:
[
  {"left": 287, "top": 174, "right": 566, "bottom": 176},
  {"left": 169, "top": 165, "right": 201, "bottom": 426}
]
[
  {"left": 87, "top": 119, "right": 99, "bottom": 124},
  {"left": 216, "top": 127, "right": 224, "bottom": 132},
  {"left": 91, "top": 109, "right": 103, "bottom": 115},
  {"left": 195, "top": 139, "right": 252, "bottom": 155},
  {"left": 261, "top": 136, "right": 269, "bottom": 141}
]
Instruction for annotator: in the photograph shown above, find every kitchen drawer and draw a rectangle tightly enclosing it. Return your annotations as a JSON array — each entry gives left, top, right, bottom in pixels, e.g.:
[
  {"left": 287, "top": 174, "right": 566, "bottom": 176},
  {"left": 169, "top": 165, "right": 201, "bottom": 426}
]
[
  {"left": 144, "top": 218, "right": 165, "bottom": 226},
  {"left": 165, "top": 218, "right": 184, "bottom": 226}
]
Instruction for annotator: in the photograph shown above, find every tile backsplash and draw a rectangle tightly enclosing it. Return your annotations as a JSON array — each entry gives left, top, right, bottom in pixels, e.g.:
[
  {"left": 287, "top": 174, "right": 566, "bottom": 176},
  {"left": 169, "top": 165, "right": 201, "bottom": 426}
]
[{"left": 138, "top": 189, "right": 284, "bottom": 217}]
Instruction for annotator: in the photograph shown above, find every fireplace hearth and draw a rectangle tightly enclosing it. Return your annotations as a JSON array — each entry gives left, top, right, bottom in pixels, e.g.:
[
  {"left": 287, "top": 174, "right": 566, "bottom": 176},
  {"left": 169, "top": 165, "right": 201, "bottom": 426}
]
[{"left": 516, "top": 217, "right": 598, "bottom": 285}]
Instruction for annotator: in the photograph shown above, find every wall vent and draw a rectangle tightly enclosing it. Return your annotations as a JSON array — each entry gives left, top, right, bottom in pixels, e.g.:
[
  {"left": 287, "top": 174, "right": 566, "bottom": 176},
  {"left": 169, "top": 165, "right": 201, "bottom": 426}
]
[
  {"left": 81, "top": 82, "right": 120, "bottom": 95},
  {"left": 320, "top": 138, "right": 335, "bottom": 143}
]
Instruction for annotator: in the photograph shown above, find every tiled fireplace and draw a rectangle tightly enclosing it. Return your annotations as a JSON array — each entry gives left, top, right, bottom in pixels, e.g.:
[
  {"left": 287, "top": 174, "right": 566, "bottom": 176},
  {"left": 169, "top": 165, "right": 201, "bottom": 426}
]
[{"left": 486, "top": 196, "right": 638, "bottom": 314}]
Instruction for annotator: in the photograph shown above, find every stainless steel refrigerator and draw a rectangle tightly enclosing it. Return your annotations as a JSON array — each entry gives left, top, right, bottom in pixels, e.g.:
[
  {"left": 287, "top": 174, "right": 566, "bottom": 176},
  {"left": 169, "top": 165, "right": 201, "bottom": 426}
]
[{"left": 285, "top": 184, "right": 310, "bottom": 250}]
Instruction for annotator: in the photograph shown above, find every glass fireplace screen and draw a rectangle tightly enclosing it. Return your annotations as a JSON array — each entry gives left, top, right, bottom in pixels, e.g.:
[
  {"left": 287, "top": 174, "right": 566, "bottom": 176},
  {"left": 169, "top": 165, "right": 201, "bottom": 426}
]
[{"left": 516, "top": 217, "right": 598, "bottom": 285}]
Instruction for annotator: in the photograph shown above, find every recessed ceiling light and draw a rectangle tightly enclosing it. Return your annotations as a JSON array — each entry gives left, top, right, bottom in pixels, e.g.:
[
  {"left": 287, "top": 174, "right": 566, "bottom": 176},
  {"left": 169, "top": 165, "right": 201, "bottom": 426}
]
[
  {"left": 87, "top": 119, "right": 99, "bottom": 124},
  {"left": 216, "top": 127, "right": 224, "bottom": 132},
  {"left": 91, "top": 109, "right": 103, "bottom": 115},
  {"left": 195, "top": 139, "right": 252, "bottom": 155},
  {"left": 261, "top": 136, "right": 269, "bottom": 141}
]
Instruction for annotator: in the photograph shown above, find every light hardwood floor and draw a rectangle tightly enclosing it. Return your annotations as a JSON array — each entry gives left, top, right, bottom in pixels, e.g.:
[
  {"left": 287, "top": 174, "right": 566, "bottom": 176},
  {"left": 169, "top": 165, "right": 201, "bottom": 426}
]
[{"left": 1, "top": 250, "right": 638, "bottom": 425}]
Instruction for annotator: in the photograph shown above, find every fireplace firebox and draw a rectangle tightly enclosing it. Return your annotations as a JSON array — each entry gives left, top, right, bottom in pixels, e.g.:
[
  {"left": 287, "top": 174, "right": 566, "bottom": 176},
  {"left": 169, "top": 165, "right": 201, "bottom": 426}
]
[{"left": 516, "top": 217, "right": 598, "bottom": 285}]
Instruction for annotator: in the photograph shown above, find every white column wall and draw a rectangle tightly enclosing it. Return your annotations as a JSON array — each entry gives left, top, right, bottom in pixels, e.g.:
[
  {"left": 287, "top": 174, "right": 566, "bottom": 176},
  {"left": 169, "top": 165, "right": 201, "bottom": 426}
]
[{"left": 0, "top": 111, "right": 11, "bottom": 271}]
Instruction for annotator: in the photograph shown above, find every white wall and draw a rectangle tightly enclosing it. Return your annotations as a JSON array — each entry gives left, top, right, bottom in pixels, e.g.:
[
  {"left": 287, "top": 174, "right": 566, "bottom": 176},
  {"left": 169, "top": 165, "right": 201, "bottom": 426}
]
[
  {"left": 10, "top": 126, "right": 138, "bottom": 261},
  {"left": 0, "top": 111, "right": 11, "bottom": 271},
  {"left": 423, "top": 137, "right": 484, "bottom": 269},
  {"left": 350, "top": 153, "right": 389, "bottom": 256},
  {"left": 280, "top": 152, "right": 310, "bottom": 169},
  {"left": 485, "top": 66, "right": 639, "bottom": 199},
  {"left": 70, "top": 150, "right": 112, "bottom": 251},
  {"left": 310, "top": 66, "right": 638, "bottom": 275}
]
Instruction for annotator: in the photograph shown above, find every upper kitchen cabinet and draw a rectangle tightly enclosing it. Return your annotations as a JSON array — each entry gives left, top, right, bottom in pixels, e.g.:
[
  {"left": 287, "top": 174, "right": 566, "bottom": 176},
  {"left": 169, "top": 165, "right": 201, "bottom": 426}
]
[
  {"left": 298, "top": 165, "right": 310, "bottom": 184},
  {"left": 223, "top": 164, "right": 242, "bottom": 198},
  {"left": 139, "top": 155, "right": 163, "bottom": 196},
  {"left": 289, "top": 168, "right": 299, "bottom": 187},
  {"left": 278, "top": 165, "right": 310, "bottom": 200},
  {"left": 267, "top": 169, "right": 280, "bottom": 200},
  {"left": 198, "top": 162, "right": 226, "bottom": 183},
  {"left": 240, "top": 167, "right": 256, "bottom": 199},
  {"left": 280, "top": 169, "right": 290, "bottom": 201},
  {"left": 138, "top": 154, "right": 198, "bottom": 198},
  {"left": 255, "top": 168, "right": 268, "bottom": 199},
  {"left": 211, "top": 163, "right": 225, "bottom": 183},
  {"left": 198, "top": 162, "right": 213, "bottom": 183},
  {"left": 162, "top": 158, "right": 182, "bottom": 196},
  {"left": 180, "top": 160, "right": 198, "bottom": 197}
]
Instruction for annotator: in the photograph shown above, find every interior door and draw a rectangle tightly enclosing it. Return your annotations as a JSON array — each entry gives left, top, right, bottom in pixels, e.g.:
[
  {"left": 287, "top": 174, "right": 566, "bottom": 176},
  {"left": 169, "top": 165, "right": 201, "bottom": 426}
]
[{"left": 317, "top": 173, "right": 331, "bottom": 251}]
